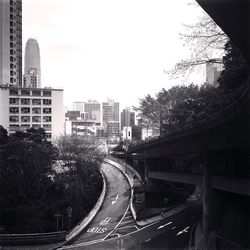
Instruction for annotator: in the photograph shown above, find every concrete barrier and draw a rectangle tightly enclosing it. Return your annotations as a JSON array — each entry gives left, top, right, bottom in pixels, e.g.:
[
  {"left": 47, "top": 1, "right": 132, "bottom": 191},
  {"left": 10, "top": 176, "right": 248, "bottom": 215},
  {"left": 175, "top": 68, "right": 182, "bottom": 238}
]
[
  {"left": 104, "top": 158, "right": 138, "bottom": 221},
  {"left": 66, "top": 171, "right": 107, "bottom": 242}
]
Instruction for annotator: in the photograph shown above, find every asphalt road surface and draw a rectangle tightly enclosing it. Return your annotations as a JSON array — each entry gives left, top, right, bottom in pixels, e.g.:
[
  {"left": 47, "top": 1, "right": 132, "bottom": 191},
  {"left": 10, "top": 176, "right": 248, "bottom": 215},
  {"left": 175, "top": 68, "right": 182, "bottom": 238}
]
[
  {"left": 61, "top": 161, "right": 132, "bottom": 248},
  {"left": 59, "top": 162, "right": 202, "bottom": 250}
]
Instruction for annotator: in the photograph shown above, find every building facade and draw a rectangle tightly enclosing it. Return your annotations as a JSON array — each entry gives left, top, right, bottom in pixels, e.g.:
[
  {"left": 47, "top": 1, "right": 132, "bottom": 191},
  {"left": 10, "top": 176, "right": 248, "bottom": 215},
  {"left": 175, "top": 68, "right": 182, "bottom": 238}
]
[
  {"left": 0, "top": 0, "right": 22, "bottom": 87},
  {"left": 102, "top": 99, "right": 119, "bottom": 124},
  {"left": 102, "top": 99, "right": 120, "bottom": 139},
  {"left": 23, "top": 38, "right": 41, "bottom": 88},
  {"left": 72, "top": 102, "right": 85, "bottom": 113},
  {"left": 106, "top": 121, "right": 120, "bottom": 141},
  {"left": 120, "top": 107, "right": 135, "bottom": 130},
  {"left": 0, "top": 86, "right": 64, "bottom": 139},
  {"left": 206, "top": 59, "right": 223, "bottom": 87},
  {"left": 84, "top": 101, "right": 101, "bottom": 124}
]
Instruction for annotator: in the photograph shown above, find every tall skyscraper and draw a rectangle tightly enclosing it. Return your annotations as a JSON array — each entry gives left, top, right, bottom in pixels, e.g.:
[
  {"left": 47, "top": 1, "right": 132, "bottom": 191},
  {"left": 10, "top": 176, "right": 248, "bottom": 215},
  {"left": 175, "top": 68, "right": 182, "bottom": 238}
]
[
  {"left": 0, "top": 0, "right": 22, "bottom": 87},
  {"left": 23, "top": 38, "right": 41, "bottom": 88},
  {"left": 120, "top": 107, "right": 135, "bottom": 130}
]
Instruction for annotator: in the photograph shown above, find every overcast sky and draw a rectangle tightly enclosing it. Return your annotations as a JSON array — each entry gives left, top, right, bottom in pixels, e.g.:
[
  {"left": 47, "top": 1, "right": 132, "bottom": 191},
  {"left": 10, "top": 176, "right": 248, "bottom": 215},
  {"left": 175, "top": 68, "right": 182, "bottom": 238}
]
[{"left": 23, "top": 0, "right": 206, "bottom": 109}]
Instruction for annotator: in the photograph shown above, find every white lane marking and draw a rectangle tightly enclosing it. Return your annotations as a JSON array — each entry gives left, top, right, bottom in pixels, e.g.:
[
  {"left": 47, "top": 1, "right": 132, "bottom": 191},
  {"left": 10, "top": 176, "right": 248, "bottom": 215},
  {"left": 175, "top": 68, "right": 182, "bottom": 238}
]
[
  {"left": 145, "top": 238, "right": 151, "bottom": 242},
  {"left": 157, "top": 221, "right": 173, "bottom": 229},
  {"left": 124, "top": 215, "right": 133, "bottom": 219},
  {"left": 116, "top": 225, "right": 138, "bottom": 230},
  {"left": 172, "top": 226, "right": 177, "bottom": 229},
  {"left": 120, "top": 220, "right": 134, "bottom": 224},
  {"left": 102, "top": 204, "right": 130, "bottom": 241},
  {"left": 112, "top": 194, "right": 119, "bottom": 205},
  {"left": 176, "top": 226, "right": 190, "bottom": 236}
]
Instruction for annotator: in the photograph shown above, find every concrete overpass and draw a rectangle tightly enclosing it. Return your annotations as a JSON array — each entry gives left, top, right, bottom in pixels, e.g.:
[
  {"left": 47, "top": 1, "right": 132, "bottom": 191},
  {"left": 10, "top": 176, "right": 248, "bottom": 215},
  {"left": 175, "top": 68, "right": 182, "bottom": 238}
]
[{"left": 126, "top": 2, "right": 250, "bottom": 248}]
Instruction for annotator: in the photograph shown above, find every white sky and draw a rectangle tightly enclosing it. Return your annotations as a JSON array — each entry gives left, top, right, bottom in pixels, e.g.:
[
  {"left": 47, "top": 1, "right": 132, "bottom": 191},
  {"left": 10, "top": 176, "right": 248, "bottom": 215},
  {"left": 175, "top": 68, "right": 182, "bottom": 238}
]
[{"left": 23, "top": 0, "right": 206, "bottom": 109}]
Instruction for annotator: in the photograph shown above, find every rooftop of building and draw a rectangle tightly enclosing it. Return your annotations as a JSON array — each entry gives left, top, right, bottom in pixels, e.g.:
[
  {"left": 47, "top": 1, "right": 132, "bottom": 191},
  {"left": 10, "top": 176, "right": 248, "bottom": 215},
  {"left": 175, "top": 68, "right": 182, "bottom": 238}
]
[{"left": 0, "top": 85, "right": 63, "bottom": 91}]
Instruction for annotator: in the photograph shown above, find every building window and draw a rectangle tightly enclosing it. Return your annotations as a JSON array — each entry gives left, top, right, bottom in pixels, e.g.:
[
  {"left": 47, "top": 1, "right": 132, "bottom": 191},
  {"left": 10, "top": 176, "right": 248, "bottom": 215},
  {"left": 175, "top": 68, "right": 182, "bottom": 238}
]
[
  {"left": 43, "top": 116, "right": 51, "bottom": 122},
  {"left": 9, "top": 98, "right": 19, "bottom": 105},
  {"left": 43, "top": 99, "right": 52, "bottom": 105},
  {"left": 21, "top": 116, "right": 30, "bottom": 123},
  {"left": 43, "top": 108, "right": 51, "bottom": 114},
  {"left": 43, "top": 124, "right": 51, "bottom": 131},
  {"left": 10, "top": 107, "right": 19, "bottom": 113},
  {"left": 21, "top": 124, "right": 30, "bottom": 130},
  {"left": 9, "top": 116, "right": 19, "bottom": 122},
  {"left": 21, "top": 98, "right": 30, "bottom": 105},
  {"left": 21, "top": 90, "right": 30, "bottom": 96},
  {"left": 32, "top": 99, "right": 41, "bottom": 105},
  {"left": 32, "top": 90, "right": 41, "bottom": 96},
  {"left": 9, "top": 125, "right": 19, "bottom": 131},
  {"left": 43, "top": 91, "right": 51, "bottom": 97},
  {"left": 32, "top": 116, "right": 41, "bottom": 122},
  {"left": 32, "top": 124, "right": 41, "bottom": 129},
  {"left": 32, "top": 107, "right": 41, "bottom": 114},
  {"left": 46, "top": 133, "right": 52, "bottom": 139},
  {"left": 10, "top": 89, "right": 18, "bottom": 96},
  {"left": 21, "top": 107, "right": 30, "bottom": 114}
]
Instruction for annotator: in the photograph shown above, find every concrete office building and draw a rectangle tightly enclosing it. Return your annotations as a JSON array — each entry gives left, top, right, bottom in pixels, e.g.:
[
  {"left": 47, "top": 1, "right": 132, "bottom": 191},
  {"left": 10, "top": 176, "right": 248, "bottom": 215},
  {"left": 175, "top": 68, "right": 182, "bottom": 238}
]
[
  {"left": 72, "top": 102, "right": 85, "bottom": 113},
  {"left": 206, "top": 59, "right": 223, "bottom": 87},
  {"left": 106, "top": 121, "right": 120, "bottom": 141},
  {"left": 84, "top": 101, "right": 101, "bottom": 124},
  {"left": 102, "top": 99, "right": 120, "bottom": 139},
  {"left": 0, "top": 85, "right": 64, "bottom": 139},
  {"left": 23, "top": 38, "right": 41, "bottom": 88},
  {"left": 0, "top": 0, "right": 22, "bottom": 87},
  {"left": 120, "top": 108, "right": 135, "bottom": 130},
  {"left": 102, "top": 99, "right": 119, "bottom": 125},
  {"left": 64, "top": 110, "right": 101, "bottom": 137}
]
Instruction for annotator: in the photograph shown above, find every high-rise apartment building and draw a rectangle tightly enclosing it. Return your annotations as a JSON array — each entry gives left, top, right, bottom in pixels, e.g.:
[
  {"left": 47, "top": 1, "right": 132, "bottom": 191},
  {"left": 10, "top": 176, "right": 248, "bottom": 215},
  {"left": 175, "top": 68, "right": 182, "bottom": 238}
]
[
  {"left": 120, "top": 108, "right": 135, "bottom": 130},
  {"left": 0, "top": 0, "right": 22, "bottom": 87},
  {"left": 23, "top": 38, "right": 41, "bottom": 88}
]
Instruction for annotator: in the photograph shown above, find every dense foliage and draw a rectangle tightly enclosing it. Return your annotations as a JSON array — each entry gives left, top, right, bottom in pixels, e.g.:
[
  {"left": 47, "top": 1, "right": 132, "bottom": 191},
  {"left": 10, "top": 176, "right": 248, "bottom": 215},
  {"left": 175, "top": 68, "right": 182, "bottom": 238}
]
[
  {"left": 136, "top": 41, "right": 250, "bottom": 136},
  {"left": 0, "top": 129, "right": 103, "bottom": 233}
]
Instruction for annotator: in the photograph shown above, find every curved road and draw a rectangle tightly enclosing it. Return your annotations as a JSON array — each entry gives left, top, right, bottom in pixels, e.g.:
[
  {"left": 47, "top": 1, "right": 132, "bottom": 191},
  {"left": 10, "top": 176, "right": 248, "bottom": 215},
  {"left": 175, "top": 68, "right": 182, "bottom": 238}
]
[
  {"left": 60, "top": 161, "right": 131, "bottom": 248},
  {"left": 59, "top": 161, "right": 201, "bottom": 250}
]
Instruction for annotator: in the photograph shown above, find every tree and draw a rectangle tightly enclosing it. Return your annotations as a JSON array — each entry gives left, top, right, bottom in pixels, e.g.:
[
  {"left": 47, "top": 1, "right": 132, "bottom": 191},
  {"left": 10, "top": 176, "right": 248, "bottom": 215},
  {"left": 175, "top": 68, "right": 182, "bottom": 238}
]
[
  {"left": 218, "top": 40, "right": 250, "bottom": 89},
  {"left": 168, "top": 10, "right": 228, "bottom": 78},
  {"left": 55, "top": 135, "right": 103, "bottom": 224},
  {"left": 0, "top": 128, "right": 56, "bottom": 233}
]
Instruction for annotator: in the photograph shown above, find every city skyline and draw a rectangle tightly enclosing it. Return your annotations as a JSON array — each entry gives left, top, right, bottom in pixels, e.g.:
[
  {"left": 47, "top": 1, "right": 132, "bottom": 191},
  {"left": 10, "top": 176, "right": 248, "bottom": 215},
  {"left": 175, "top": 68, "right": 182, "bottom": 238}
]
[{"left": 23, "top": 0, "right": 206, "bottom": 109}]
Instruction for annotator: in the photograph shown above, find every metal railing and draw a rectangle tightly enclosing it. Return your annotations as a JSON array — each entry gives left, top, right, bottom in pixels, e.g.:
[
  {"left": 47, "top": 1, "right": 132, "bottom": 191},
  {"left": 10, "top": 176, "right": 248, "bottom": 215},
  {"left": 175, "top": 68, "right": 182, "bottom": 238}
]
[{"left": 0, "top": 231, "right": 67, "bottom": 245}]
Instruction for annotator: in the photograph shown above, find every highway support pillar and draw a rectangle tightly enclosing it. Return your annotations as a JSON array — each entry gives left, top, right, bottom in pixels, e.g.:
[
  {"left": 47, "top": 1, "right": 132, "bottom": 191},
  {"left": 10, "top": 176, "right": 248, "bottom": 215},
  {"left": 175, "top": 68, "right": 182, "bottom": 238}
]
[
  {"left": 203, "top": 154, "right": 212, "bottom": 249},
  {"left": 144, "top": 158, "right": 149, "bottom": 184}
]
